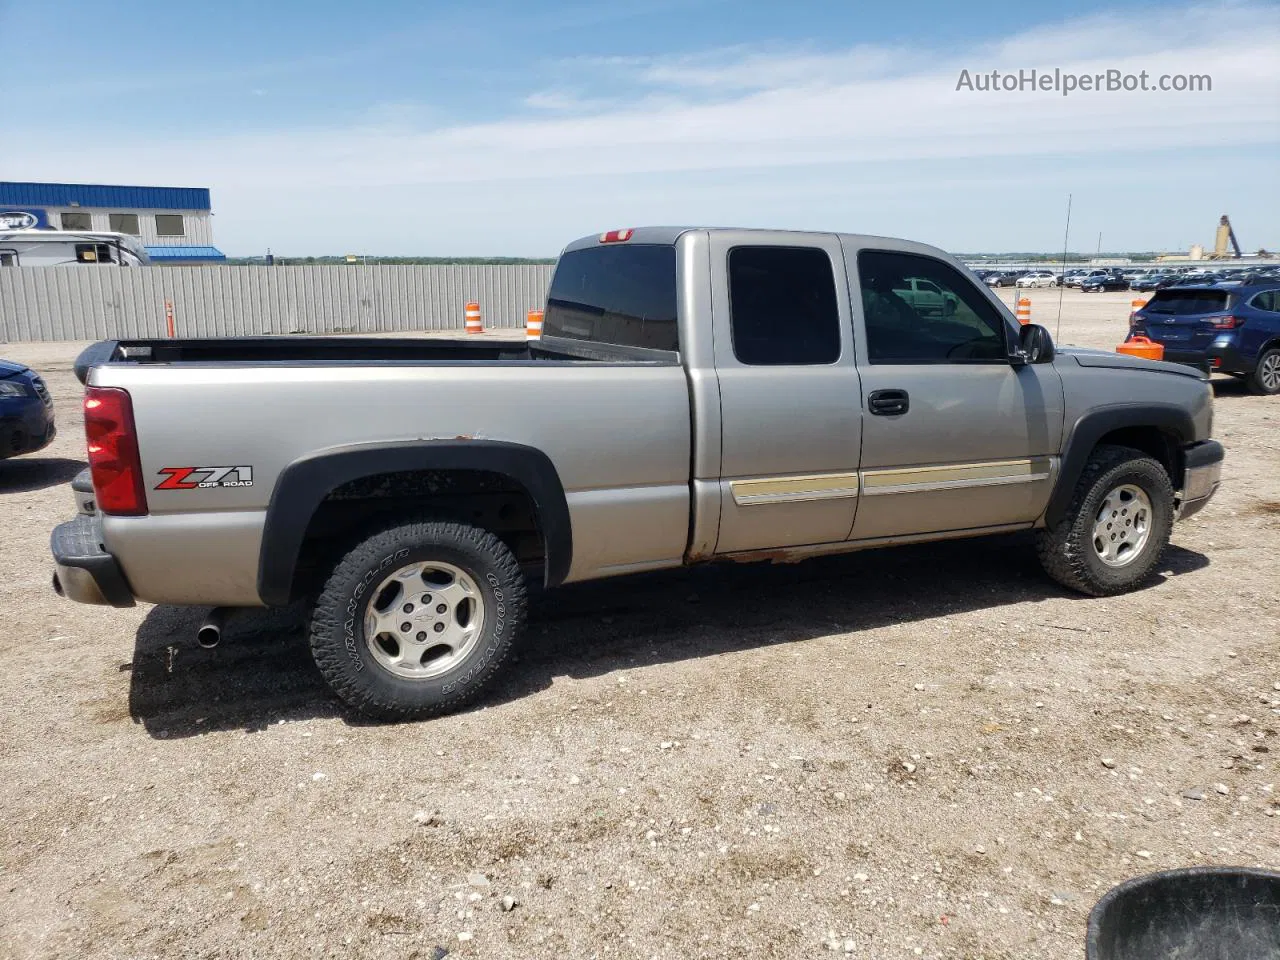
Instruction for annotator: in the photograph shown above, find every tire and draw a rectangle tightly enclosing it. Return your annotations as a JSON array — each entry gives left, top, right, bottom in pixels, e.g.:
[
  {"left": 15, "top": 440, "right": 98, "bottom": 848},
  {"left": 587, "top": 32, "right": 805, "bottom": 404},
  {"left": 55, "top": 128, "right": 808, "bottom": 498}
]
[
  {"left": 1245, "top": 347, "right": 1280, "bottom": 395},
  {"left": 309, "top": 519, "right": 527, "bottom": 721},
  {"left": 1036, "top": 445, "right": 1174, "bottom": 597}
]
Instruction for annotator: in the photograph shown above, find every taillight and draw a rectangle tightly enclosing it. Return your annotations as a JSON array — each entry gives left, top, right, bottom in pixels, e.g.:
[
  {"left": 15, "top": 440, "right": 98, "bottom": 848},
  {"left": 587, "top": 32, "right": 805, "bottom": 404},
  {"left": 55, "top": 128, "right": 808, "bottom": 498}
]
[
  {"left": 599, "top": 229, "right": 634, "bottom": 243},
  {"left": 1204, "top": 315, "right": 1243, "bottom": 329},
  {"left": 84, "top": 386, "right": 148, "bottom": 516}
]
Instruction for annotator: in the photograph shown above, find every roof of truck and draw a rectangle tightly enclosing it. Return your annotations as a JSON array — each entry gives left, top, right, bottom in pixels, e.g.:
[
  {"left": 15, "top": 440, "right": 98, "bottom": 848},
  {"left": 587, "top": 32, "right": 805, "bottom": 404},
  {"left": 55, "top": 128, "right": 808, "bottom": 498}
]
[{"left": 562, "top": 226, "right": 955, "bottom": 262}]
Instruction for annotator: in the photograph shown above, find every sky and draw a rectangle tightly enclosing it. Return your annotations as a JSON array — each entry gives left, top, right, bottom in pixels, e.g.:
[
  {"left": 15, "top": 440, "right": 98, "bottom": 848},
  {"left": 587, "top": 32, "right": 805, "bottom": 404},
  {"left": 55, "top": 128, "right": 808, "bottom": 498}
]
[{"left": 2, "top": 0, "right": 1277, "bottom": 257}]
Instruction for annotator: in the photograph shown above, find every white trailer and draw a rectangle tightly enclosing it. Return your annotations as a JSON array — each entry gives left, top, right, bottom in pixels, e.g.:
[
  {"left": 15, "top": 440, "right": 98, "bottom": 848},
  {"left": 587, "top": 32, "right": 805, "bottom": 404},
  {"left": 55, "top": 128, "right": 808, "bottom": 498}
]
[{"left": 0, "top": 230, "right": 150, "bottom": 267}]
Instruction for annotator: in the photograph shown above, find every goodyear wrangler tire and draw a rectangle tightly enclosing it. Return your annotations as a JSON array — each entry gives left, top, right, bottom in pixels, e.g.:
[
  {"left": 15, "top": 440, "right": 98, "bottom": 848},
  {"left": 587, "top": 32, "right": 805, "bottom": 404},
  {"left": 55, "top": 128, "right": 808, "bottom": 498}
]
[
  {"left": 1035, "top": 445, "right": 1174, "bottom": 597},
  {"left": 309, "top": 520, "right": 527, "bottom": 721}
]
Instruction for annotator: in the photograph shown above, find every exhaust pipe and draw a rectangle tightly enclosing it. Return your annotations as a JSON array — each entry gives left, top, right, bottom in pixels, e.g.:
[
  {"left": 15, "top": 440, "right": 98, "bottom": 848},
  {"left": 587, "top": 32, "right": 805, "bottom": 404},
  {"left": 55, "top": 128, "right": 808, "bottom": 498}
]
[{"left": 197, "top": 607, "right": 229, "bottom": 649}]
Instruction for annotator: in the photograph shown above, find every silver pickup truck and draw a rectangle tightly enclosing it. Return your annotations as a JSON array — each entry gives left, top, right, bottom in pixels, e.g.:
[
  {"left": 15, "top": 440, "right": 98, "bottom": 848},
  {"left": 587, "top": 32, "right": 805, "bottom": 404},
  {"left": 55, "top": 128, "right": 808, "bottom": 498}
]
[{"left": 52, "top": 227, "right": 1223, "bottom": 720}]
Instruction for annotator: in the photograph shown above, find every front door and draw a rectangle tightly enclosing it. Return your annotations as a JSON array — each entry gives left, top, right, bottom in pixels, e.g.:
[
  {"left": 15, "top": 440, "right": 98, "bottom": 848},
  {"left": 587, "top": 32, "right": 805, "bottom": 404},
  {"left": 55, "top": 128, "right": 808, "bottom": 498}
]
[
  {"left": 710, "top": 232, "right": 863, "bottom": 555},
  {"left": 846, "top": 243, "right": 1064, "bottom": 541}
]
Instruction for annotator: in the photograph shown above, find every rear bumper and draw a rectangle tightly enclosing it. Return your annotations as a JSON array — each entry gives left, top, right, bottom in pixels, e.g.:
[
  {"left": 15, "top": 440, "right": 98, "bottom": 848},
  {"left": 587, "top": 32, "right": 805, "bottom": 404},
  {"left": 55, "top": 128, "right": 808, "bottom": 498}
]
[
  {"left": 71, "top": 467, "right": 97, "bottom": 515},
  {"left": 50, "top": 515, "right": 136, "bottom": 607},
  {"left": 0, "top": 402, "right": 55, "bottom": 459},
  {"left": 1177, "top": 440, "right": 1223, "bottom": 521},
  {"left": 1152, "top": 344, "right": 1250, "bottom": 375}
]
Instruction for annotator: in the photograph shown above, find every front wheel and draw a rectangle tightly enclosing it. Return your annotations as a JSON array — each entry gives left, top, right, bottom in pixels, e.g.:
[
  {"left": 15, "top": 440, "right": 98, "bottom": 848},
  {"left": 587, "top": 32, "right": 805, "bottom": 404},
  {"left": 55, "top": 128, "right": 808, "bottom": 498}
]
[
  {"left": 1246, "top": 347, "right": 1280, "bottom": 395},
  {"left": 1036, "top": 445, "right": 1175, "bottom": 596},
  {"left": 309, "top": 520, "right": 527, "bottom": 721}
]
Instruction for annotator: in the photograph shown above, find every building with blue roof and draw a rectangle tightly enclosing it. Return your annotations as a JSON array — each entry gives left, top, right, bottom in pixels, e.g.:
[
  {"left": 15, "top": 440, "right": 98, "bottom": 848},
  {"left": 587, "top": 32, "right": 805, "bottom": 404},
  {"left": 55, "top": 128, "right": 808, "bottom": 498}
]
[{"left": 0, "top": 181, "right": 225, "bottom": 263}]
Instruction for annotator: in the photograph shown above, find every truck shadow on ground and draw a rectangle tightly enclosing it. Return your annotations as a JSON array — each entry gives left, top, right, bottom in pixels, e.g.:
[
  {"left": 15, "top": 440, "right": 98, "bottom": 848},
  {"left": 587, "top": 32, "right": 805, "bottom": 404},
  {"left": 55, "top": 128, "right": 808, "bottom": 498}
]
[
  {"left": 126, "top": 534, "right": 1209, "bottom": 738},
  {"left": 1209, "top": 378, "right": 1257, "bottom": 401},
  {"left": 0, "top": 456, "right": 84, "bottom": 494}
]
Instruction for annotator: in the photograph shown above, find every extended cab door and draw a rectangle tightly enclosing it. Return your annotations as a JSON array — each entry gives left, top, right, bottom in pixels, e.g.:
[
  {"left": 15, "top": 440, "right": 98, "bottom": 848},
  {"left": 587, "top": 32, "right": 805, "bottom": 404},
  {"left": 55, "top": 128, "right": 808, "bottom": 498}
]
[
  {"left": 709, "top": 232, "right": 863, "bottom": 554},
  {"left": 845, "top": 241, "right": 1064, "bottom": 540}
]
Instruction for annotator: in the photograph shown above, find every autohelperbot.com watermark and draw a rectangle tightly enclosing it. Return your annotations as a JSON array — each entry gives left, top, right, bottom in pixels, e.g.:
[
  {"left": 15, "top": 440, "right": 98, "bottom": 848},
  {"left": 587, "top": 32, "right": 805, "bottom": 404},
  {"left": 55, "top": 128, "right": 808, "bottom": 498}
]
[{"left": 955, "top": 68, "right": 1211, "bottom": 96}]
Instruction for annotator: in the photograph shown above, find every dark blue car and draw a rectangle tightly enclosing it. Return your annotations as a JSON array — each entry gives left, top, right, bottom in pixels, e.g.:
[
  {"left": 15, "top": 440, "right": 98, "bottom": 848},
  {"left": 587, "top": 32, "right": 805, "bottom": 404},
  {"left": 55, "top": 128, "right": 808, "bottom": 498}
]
[
  {"left": 0, "top": 359, "right": 56, "bottom": 459},
  {"left": 1129, "top": 281, "right": 1280, "bottom": 394}
]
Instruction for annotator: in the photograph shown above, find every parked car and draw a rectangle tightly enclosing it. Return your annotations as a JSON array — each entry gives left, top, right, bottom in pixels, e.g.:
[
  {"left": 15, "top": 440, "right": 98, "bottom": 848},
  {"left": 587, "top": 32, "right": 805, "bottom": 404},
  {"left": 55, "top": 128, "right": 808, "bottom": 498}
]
[
  {"left": 1131, "top": 273, "right": 1175, "bottom": 292},
  {"left": 1130, "top": 281, "right": 1280, "bottom": 394},
  {"left": 0, "top": 359, "right": 56, "bottom": 460},
  {"left": 1172, "top": 272, "right": 1222, "bottom": 287},
  {"left": 1017, "top": 271, "right": 1058, "bottom": 288},
  {"left": 0, "top": 229, "right": 150, "bottom": 267},
  {"left": 984, "top": 270, "right": 1021, "bottom": 288},
  {"left": 1063, "top": 270, "right": 1092, "bottom": 287},
  {"left": 1081, "top": 272, "right": 1130, "bottom": 292},
  {"left": 52, "top": 226, "right": 1223, "bottom": 720}
]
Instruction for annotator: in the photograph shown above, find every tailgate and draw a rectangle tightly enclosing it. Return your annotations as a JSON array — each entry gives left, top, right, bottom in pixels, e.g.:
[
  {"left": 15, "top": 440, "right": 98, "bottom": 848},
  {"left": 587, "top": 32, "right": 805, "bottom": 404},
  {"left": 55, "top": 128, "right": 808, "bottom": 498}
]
[{"left": 1136, "top": 289, "right": 1234, "bottom": 349}]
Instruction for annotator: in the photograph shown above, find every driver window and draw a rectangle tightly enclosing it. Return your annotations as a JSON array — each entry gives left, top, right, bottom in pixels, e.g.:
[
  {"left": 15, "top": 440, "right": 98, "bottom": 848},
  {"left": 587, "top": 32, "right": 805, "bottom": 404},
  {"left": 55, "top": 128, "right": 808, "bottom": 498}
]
[{"left": 857, "top": 250, "right": 1008, "bottom": 363}]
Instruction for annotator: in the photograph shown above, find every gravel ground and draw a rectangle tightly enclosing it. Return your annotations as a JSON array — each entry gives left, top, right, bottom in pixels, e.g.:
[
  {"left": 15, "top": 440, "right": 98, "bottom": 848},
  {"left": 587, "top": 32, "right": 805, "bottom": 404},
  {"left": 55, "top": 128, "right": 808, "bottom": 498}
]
[{"left": 1, "top": 290, "right": 1277, "bottom": 960}]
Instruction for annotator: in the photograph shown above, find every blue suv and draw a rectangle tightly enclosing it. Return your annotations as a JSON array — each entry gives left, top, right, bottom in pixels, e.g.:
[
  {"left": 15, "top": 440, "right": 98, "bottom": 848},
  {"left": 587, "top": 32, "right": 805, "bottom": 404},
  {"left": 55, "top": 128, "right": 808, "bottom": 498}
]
[
  {"left": 1129, "top": 281, "right": 1280, "bottom": 395},
  {"left": 0, "top": 359, "right": 56, "bottom": 459}
]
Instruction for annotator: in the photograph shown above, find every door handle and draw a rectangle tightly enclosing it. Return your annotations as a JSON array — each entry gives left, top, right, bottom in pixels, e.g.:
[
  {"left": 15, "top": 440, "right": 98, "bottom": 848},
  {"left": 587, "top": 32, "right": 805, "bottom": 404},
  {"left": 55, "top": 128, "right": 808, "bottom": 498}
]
[{"left": 867, "top": 389, "right": 909, "bottom": 416}]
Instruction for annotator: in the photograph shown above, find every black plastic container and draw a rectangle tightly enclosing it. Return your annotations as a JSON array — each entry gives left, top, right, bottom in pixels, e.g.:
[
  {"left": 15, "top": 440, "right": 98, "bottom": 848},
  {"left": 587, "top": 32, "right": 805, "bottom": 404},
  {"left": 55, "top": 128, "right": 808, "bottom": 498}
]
[{"left": 1087, "top": 867, "right": 1280, "bottom": 960}]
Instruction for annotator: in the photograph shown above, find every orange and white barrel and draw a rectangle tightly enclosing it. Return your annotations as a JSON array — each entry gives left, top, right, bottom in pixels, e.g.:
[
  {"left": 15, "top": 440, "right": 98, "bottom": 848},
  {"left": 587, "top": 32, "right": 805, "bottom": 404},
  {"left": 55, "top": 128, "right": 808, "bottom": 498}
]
[
  {"left": 1130, "top": 298, "right": 1148, "bottom": 315},
  {"left": 1016, "top": 298, "right": 1032, "bottom": 325},
  {"left": 526, "top": 309, "right": 544, "bottom": 340},
  {"left": 464, "top": 301, "right": 483, "bottom": 334}
]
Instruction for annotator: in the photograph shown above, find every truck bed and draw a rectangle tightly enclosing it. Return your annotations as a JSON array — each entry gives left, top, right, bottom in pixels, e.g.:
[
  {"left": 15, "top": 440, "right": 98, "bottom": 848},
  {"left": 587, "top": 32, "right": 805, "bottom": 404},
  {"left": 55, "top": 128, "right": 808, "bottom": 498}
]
[
  {"left": 73, "top": 336, "right": 526, "bottom": 381},
  {"left": 74, "top": 335, "right": 675, "bottom": 384}
]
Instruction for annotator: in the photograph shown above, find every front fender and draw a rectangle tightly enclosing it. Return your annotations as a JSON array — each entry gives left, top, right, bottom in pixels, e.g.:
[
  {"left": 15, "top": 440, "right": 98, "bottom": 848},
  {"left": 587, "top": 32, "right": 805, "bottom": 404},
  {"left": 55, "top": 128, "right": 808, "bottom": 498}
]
[{"left": 1044, "top": 404, "right": 1196, "bottom": 529}]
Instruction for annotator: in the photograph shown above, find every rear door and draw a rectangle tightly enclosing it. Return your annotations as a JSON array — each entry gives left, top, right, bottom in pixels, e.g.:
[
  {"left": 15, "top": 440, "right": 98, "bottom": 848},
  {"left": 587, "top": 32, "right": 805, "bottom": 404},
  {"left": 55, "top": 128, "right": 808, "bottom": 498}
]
[
  {"left": 709, "top": 232, "right": 863, "bottom": 554},
  {"left": 846, "top": 242, "right": 1064, "bottom": 540}
]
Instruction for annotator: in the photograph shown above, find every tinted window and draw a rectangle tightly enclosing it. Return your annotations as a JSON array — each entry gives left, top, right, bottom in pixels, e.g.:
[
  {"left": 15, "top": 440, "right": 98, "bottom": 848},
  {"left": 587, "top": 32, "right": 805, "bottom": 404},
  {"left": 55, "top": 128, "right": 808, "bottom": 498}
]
[
  {"left": 1145, "top": 290, "right": 1232, "bottom": 315},
  {"left": 728, "top": 246, "right": 840, "bottom": 365},
  {"left": 154, "top": 214, "right": 185, "bottom": 236},
  {"left": 543, "top": 244, "right": 678, "bottom": 352},
  {"left": 108, "top": 213, "right": 140, "bottom": 235},
  {"left": 0, "top": 251, "right": 16, "bottom": 267},
  {"left": 60, "top": 212, "right": 92, "bottom": 230},
  {"left": 1249, "top": 290, "right": 1279, "bottom": 313},
  {"left": 857, "top": 250, "right": 1008, "bottom": 363}
]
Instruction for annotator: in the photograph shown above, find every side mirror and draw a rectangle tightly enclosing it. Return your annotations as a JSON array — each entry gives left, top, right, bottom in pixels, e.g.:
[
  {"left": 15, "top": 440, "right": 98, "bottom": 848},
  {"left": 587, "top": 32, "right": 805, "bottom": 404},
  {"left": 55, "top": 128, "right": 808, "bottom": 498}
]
[{"left": 1012, "top": 323, "right": 1055, "bottom": 365}]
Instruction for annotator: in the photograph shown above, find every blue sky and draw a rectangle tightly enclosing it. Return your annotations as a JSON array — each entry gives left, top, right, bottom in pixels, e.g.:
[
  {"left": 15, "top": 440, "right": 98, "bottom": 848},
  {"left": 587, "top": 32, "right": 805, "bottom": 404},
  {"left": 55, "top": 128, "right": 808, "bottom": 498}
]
[{"left": 3, "top": 0, "right": 1277, "bottom": 256}]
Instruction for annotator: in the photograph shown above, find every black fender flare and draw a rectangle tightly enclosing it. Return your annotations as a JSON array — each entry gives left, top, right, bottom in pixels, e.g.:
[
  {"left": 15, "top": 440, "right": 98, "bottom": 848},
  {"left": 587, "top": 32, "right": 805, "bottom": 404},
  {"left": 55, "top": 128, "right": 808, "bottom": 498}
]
[
  {"left": 257, "top": 440, "right": 572, "bottom": 605},
  {"left": 1044, "top": 404, "right": 1196, "bottom": 529}
]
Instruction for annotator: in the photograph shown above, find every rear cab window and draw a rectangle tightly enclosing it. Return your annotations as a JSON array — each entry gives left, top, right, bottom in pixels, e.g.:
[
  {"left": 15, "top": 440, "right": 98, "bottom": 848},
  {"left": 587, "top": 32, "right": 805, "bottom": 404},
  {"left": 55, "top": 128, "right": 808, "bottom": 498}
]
[
  {"left": 1144, "top": 290, "right": 1233, "bottom": 315},
  {"left": 543, "top": 244, "right": 678, "bottom": 356}
]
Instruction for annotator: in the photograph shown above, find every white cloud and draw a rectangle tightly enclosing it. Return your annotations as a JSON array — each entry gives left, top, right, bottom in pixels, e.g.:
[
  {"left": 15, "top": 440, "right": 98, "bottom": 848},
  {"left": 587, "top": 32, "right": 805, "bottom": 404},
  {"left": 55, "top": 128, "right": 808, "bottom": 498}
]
[{"left": 7, "top": 2, "right": 1277, "bottom": 252}]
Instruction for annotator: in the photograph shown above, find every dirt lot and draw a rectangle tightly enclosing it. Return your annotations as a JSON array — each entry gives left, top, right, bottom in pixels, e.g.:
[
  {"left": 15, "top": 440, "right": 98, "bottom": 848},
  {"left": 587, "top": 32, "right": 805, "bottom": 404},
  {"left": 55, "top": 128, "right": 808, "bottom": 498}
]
[{"left": 2, "top": 289, "right": 1277, "bottom": 960}]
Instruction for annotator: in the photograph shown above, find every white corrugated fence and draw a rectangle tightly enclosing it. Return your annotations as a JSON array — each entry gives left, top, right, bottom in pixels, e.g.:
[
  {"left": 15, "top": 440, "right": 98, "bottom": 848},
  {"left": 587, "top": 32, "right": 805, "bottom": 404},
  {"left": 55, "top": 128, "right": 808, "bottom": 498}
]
[{"left": 0, "top": 264, "right": 555, "bottom": 342}]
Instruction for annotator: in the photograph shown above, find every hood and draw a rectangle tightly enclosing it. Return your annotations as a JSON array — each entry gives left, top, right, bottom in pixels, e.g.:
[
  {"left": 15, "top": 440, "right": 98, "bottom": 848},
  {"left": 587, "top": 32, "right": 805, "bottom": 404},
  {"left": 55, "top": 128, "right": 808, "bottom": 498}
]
[
  {"left": 0, "top": 358, "right": 31, "bottom": 380},
  {"left": 1057, "top": 346, "right": 1207, "bottom": 380}
]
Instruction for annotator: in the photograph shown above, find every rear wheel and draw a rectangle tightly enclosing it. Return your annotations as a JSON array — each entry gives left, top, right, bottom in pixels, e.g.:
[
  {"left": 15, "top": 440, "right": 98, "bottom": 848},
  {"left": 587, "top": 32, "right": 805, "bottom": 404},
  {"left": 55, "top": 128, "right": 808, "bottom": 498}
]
[
  {"left": 1036, "top": 445, "right": 1174, "bottom": 596},
  {"left": 1246, "top": 347, "right": 1280, "bottom": 395},
  {"left": 309, "top": 519, "right": 527, "bottom": 721}
]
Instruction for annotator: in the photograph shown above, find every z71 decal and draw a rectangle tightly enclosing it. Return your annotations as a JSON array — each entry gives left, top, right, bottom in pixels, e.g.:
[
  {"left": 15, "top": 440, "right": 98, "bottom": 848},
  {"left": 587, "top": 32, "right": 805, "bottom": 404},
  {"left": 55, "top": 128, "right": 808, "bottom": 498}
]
[{"left": 156, "top": 466, "right": 254, "bottom": 490}]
